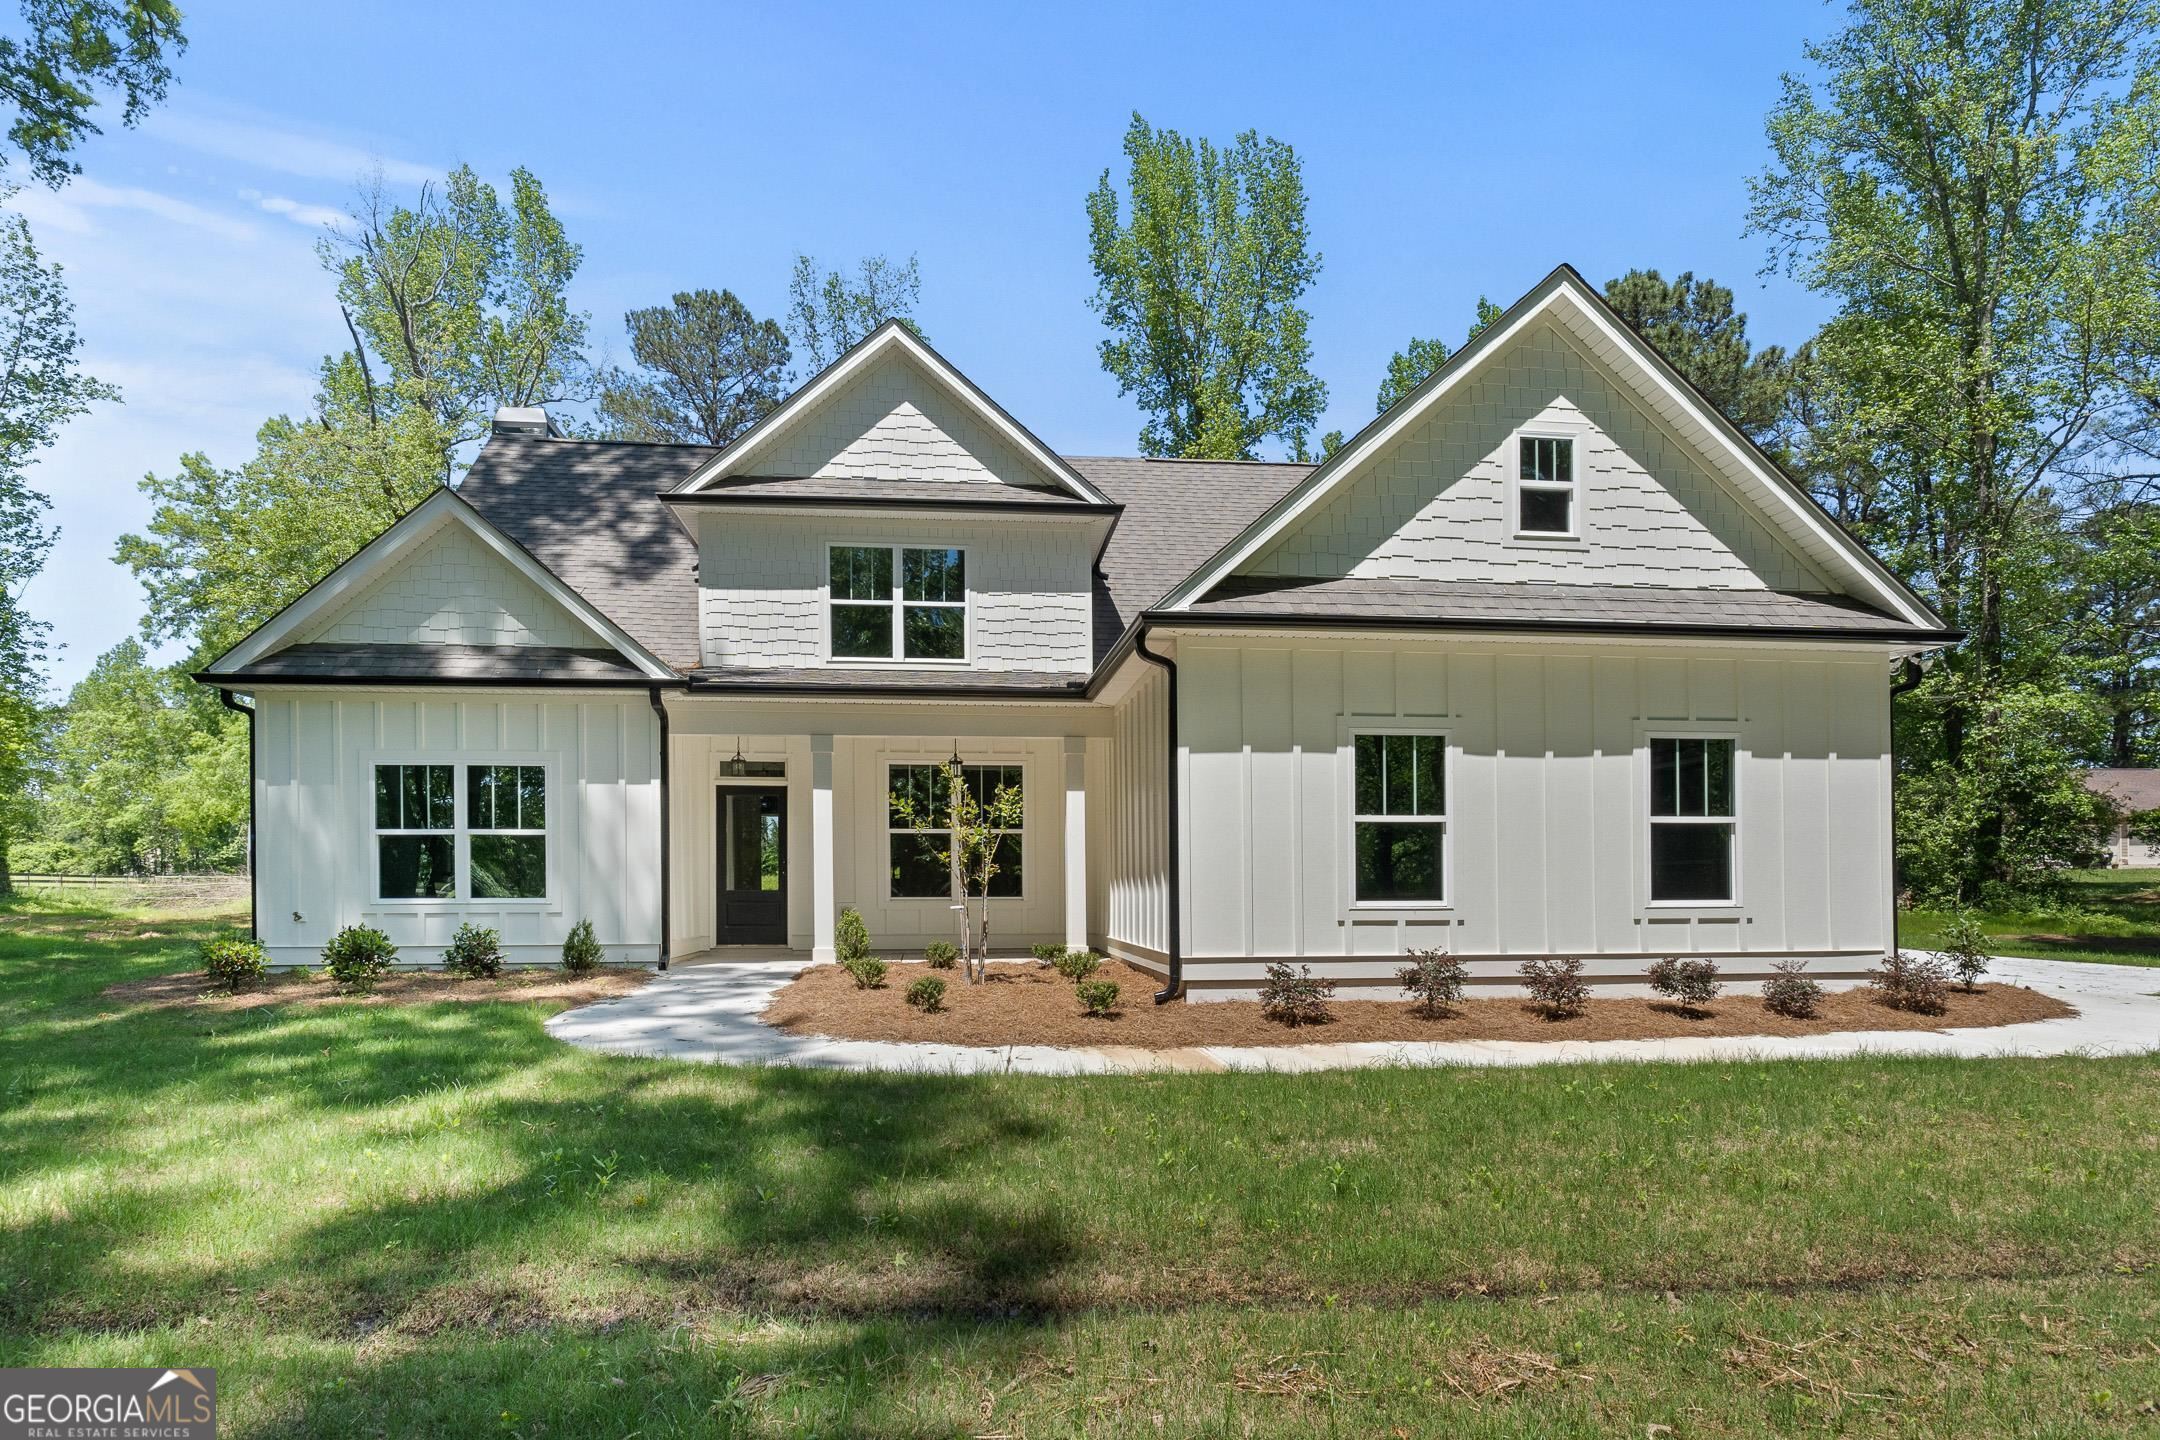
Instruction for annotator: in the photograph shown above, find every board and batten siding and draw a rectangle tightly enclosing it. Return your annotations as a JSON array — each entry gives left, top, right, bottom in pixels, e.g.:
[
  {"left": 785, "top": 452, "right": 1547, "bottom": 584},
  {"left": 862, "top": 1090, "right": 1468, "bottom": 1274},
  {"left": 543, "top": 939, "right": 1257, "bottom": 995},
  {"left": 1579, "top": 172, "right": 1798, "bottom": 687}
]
[
  {"left": 696, "top": 510, "right": 1096, "bottom": 671},
  {"left": 1092, "top": 665, "right": 1173, "bottom": 968},
  {"left": 253, "top": 688, "right": 662, "bottom": 967},
  {"left": 1172, "top": 637, "right": 1892, "bottom": 997}
]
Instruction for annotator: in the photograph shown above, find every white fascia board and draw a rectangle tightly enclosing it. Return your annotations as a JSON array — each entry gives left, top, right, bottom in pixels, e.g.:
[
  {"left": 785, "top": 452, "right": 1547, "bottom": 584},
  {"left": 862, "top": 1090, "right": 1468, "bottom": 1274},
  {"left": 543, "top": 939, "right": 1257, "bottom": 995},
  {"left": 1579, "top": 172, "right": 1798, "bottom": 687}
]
[
  {"left": 672, "top": 322, "right": 1111, "bottom": 505},
  {"left": 1156, "top": 268, "right": 1939, "bottom": 631},
  {"left": 204, "top": 489, "right": 676, "bottom": 679}
]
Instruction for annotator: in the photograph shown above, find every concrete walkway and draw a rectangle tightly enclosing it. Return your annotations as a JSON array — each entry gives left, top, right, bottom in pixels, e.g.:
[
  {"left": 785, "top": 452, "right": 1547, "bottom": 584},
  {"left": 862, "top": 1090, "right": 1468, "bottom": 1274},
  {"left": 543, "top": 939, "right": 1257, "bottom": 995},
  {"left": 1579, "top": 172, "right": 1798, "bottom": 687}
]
[{"left": 542, "top": 953, "right": 2160, "bottom": 1076}]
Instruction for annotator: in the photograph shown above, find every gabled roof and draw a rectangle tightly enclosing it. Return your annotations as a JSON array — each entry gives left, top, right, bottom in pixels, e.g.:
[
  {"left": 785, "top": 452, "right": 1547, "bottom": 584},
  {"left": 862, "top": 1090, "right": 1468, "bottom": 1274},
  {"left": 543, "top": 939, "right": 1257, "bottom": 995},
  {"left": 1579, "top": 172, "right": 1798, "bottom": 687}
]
[
  {"left": 199, "top": 486, "right": 678, "bottom": 682},
  {"left": 671, "top": 320, "right": 1113, "bottom": 505},
  {"left": 1154, "top": 264, "right": 1947, "bottom": 633},
  {"left": 456, "top": 434, "right": 709, "bottom": 666}
]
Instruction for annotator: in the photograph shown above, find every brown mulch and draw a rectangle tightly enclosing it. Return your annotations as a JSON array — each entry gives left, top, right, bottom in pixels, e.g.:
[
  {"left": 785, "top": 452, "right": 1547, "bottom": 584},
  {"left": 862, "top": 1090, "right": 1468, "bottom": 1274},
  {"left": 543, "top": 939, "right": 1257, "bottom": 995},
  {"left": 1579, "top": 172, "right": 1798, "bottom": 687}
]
[
  {"left": 103, "top": 967, "right": 649, "bottom": 1013},
  {"left": 763, "top": 959, "right": 2076, "bottom": 1050}
]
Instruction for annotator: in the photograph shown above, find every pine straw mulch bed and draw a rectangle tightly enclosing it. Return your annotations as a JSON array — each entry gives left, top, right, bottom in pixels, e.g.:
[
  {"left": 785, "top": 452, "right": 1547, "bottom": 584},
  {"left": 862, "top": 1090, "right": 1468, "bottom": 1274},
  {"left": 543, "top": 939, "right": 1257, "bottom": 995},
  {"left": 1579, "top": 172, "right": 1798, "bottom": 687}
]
[
  {"left": 762, "top": 959, "right": 2076, "bottom": 1049},
  {"left": 103, "top": 967, "right": 649, "bottom": 1013}
]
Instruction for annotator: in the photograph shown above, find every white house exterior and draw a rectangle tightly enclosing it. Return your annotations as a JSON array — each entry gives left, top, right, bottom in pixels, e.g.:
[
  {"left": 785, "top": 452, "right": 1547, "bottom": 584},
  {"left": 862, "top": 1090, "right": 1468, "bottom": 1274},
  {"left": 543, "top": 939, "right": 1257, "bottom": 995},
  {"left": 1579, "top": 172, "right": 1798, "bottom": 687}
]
[{"left": 198, "top": 266, "right": 1957, "bottom": 997}]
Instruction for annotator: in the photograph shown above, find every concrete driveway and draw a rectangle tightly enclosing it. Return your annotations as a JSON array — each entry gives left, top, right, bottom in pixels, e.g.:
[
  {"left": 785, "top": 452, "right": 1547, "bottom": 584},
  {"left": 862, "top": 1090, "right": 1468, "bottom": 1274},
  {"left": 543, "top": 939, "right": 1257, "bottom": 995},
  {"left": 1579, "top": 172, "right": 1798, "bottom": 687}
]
[{"left": 542, "top": 952, "right": 2160, "bottom": 1076}]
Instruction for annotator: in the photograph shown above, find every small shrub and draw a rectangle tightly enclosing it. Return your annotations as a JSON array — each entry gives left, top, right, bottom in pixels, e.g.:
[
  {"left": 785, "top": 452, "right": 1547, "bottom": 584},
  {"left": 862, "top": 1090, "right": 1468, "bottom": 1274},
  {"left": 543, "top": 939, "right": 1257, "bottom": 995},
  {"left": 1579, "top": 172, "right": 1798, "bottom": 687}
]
[
  {"left": 1259, "top": 961, "right": 1335, "bottom": 1027},
  {"left": 1031, "top": 941, "right": 1067, "bottom": 967},
  {"left": 924, "top": 940, "right": 958, "bottom": 970},
  {"left": 1646, "top": 956, "right": 1722, "bottom": 1010},
  {"left": 835, "top": 907, "right": 872, "bottom": 965},
  {"left": 1519, "top": 955, "right": 1589, "bottom": 1019},
  {"left": 842, "top": 954, "right": 888, "bottom": 990},
  {"left": 1077, "top": 978, "right": 1121, "bottom": 1016},
  {"left": 561, "top": 919, "right": 604, "bottom": 974},
  {"left": 1761, "top": 957, "right": 1823, "bottom": 1019},
  {"left": 322, "top": 925, "right": 396, "bottom": 991},
  {"left": 1938, "top": 911, "right": 1993, "bottom": 991},
  {"left": 1395, "top": 947, "right": 1467, "bottom": 1016},
  {"left": 200, "top": 936, "right": 267, "bottom": 993},
  {"left": 905, "top": 977, "right": 945, "bottom": 1012},
  {"left": 1053, "top": 948, "right": 1102, "bottom": 982},
  {"left": 444, "top": 922, "right": 504, "bottom": 978},
  {"left": 1871, "top": 949, "right": 1949, "bottom": 1015}
]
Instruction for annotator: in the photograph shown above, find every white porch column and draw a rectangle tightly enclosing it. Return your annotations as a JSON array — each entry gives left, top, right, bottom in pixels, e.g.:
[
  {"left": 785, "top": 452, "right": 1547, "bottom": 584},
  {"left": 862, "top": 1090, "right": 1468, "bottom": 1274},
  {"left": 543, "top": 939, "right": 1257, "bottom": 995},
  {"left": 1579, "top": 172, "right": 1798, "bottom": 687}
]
[
  {"left": 811, "top": 734, "right": 836, "bottom": 962},
  {"left": 1062, "top": 735, "right": 1088, "bottom": 951}
]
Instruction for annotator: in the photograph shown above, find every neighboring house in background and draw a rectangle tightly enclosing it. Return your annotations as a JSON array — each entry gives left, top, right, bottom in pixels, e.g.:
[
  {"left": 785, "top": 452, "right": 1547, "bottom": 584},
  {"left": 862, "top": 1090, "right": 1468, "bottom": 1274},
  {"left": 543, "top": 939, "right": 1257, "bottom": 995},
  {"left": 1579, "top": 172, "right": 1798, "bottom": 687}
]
[
  {"left": 195, "top": 265, "right": 1958, "bottom": 999},
  {"left": 2083, "top": 769, "right": 2160, "bottom": 868}
]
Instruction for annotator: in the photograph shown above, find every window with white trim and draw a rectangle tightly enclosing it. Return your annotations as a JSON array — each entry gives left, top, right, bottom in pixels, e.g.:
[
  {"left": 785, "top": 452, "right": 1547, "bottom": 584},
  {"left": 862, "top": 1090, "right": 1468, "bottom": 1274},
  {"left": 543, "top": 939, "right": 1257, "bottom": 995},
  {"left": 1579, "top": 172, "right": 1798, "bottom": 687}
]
[
  {"left": 372, "top": 762, "right": 549, "bottom": 901},
  {"left": 829, "top": 544, "right": 967, "bottom": 661},
  {"left": 888, "top": 762, "right": 1022, "bottom": 898},
  {"left": 1351, "top": 733, "right": 1446, "bottom": 903},
  {"left": 1517, "top": 435, "right": 1577, "bottom": 535},
  {"left": 468, "top": 764, "right": 548, "bottom": 899},
  {"left": 375, "top": 764, "right": 454, "bottom": 899},
  {"left": 1649, "top": 738, "right": 1735, "bottom": 902}
]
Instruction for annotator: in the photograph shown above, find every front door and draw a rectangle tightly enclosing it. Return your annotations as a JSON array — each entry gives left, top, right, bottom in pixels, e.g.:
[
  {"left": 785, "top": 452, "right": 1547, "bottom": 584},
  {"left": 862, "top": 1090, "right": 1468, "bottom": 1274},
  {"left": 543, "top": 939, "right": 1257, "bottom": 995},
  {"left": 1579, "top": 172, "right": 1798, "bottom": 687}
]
[{"left": 716, "top": 786, "right": 786, "bottom": 945}]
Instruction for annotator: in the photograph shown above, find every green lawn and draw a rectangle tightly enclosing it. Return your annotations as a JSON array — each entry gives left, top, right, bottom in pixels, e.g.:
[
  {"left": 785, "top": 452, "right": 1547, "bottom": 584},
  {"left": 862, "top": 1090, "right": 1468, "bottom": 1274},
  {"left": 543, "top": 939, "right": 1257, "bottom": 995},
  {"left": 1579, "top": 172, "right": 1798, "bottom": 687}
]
[
  {"left": 1902, "top": 867, "right": 2160, "bottom": 967},
  {"left": 3, "top": 896, "right": 2158, "bottom": 1436}
]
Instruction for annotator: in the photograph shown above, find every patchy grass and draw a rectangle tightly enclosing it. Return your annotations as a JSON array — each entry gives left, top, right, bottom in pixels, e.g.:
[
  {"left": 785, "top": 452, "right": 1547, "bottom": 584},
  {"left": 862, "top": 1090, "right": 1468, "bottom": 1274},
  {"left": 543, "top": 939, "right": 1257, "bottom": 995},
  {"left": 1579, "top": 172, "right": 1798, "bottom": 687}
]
[
  {"left": 3, "top": 894, "right": 2158, "bottom": 1436},
  {"left": 1902, "top": 868, "right": 2160, "bottom": 967}
]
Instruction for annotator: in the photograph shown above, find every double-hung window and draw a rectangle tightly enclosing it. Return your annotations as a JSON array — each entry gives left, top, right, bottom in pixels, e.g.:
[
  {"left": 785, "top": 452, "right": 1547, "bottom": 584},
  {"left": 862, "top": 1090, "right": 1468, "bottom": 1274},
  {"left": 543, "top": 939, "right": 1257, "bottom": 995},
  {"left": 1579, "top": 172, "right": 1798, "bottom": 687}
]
[
  {"left": 1516, "top": 435, "right": 1578, "bottom": 535},
  {"left": 468, "top": 764, "right": 548, "bottom": 899},
  {"left": 887, "top": 762, "right": 1022, "bottom": 898},
  {"left": 1648, "top": 738, "right": 1736, "bottom": 902},
  {"left": 829, "top": 544, "right": 967, "bottom": 661},
  {"left": 375, "top": 764, "right": 454, "bottom": 899},
  {"left": 372, "top": 762, "right": 549, "bottom": 901},
  {"left": 1351, "top": 733, "right": 1447, "bottom": 903}
]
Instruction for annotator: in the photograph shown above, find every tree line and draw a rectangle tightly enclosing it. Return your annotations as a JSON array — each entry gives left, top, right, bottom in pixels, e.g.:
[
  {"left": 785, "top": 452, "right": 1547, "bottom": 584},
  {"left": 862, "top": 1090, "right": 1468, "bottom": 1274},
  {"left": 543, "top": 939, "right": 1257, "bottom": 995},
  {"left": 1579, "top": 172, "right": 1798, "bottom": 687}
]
[{"left": 11, "top": 0, "right": 2159, "bottom": 910}]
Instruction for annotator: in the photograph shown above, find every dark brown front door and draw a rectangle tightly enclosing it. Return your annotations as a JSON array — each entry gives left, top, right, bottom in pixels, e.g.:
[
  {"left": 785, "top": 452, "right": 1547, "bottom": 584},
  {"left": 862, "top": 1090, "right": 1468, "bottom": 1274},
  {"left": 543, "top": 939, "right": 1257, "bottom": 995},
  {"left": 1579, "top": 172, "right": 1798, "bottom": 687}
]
[{"left": 716, "top": 786, "right": 786, "bottom": 945}]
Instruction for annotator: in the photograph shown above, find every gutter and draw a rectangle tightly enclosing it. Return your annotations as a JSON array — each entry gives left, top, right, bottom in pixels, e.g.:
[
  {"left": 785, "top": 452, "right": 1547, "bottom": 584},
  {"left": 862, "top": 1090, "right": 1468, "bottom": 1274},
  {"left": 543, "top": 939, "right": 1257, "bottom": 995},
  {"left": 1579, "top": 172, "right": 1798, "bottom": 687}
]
[
  {"left": 649, "top": 685, "right": 672, "bottom": 971},
  {"left": 1132, "top": 628, "right": 1182, "bottom": 1004},
  {"left": 218, "top": 689, "right": 259, "bottom": 942}
]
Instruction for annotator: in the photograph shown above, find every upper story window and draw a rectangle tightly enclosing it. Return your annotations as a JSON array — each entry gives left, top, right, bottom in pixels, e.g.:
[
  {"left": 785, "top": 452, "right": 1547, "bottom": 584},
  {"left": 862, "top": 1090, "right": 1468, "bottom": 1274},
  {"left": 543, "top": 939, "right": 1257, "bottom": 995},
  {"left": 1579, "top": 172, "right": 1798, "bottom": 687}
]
[
  {"left": 1516, "top": 435, "right": 1577, "bottom": 536},
  {"left": 829, "top": 544, "right": 967, "bottom": 662},
  {"left": 1648, "top": 737, "right": 1735, "bottom": 903}
]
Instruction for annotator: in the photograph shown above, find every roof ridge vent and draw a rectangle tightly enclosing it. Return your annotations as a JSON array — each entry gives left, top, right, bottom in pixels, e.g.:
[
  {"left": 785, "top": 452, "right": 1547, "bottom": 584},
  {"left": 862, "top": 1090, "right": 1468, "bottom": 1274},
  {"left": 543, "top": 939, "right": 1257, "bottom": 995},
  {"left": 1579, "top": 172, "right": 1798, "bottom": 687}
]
[{"left": 491, "top": 405, "right": 555, "bottom": 439}]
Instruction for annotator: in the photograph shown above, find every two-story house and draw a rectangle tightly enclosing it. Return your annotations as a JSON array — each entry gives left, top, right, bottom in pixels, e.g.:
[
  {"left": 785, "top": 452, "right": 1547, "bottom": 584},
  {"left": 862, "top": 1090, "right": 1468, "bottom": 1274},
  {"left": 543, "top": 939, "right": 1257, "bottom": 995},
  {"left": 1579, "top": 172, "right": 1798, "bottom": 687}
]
[{"left": 196, "top": 265, "right": 1957, "bottom": 999}]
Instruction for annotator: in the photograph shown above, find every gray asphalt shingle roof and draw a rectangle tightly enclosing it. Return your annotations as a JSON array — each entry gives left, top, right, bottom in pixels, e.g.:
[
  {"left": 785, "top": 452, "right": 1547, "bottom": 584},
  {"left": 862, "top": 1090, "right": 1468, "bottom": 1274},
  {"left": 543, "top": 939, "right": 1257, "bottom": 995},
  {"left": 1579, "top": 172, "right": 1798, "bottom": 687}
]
[
  {"left": 456, "top": 435, "right": 714, "bottom": 668},
  {"left": 1064, "top": 455, "right": 1313, "bottom": 662},
  {"left": 219, "top": 643, "right": 650, "bottom": 685},
  {"left": 1181, "top": 575, "right": 1951, "bottom": 639},
  {"left": 2085, "top": 768, "right": 2160, "bottom": 815}
]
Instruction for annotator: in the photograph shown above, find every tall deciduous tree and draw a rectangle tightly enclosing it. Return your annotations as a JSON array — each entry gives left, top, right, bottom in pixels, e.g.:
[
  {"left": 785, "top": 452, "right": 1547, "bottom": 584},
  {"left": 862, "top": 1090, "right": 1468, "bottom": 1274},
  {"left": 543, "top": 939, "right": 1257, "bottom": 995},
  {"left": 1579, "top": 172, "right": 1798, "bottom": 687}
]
[
  {"left": 1085, "top": 112, "right": 1326, "bottom": 459},
  {"left": 322, "top": 165, "right": 591, "bottom": 480},
  {"left": 598, "top": 289, "right": 791, "bottom": 445},
  {"left": 122, "top": 165, "right": 591, "bottom": 672},
  {"left": 1375, "top": 335, "right": 1451, "bottom": 414},
  {"left": 0, "top": 206, "right": 111, "bottom": 887},
  {"left": 0, "top": 1, "right": 184, "bottom": 187},
  {"left": 786, "top": 253, "right": 922, "bottom": 371},
  {"left": 1751, "top": 0, "right": 2160, "bottom": 896}
]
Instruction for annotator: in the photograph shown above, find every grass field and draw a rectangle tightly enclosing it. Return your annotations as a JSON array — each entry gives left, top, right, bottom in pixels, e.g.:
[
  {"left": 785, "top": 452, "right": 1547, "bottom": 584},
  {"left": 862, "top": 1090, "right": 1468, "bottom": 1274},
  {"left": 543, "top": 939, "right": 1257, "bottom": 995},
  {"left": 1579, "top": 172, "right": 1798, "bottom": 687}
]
[
  {"left": 1901, "top": 867, "right": 2160, "bottom": 967},
  {"left": 3, "top": 895, "right": 2157, "bottom": 1436}
]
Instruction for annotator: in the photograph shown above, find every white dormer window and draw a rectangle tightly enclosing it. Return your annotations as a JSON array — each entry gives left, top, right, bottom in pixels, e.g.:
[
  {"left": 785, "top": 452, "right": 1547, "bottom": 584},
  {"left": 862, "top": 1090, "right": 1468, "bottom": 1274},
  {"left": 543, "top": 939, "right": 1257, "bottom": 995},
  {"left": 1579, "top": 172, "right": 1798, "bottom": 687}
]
[
  {"left": 1515, "top": 435, "right": 1578, "bottom": 536},
  {"left": 828, "top": 544, "right": 968, "bottom": 662}
]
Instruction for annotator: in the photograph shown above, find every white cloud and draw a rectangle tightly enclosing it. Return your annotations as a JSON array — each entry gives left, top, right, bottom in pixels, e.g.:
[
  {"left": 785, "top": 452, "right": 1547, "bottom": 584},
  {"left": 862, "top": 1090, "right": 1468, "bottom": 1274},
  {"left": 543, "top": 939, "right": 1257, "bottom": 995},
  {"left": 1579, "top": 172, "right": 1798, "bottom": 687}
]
[
  {"left": 10, "top": 176, "right": 258, "bottom": 243},
  {"left": 239, "top": 188, "right": 344, "bottom": 229},
  {"left": 147, "top": 104, "right": 438, "bottom": 187}
]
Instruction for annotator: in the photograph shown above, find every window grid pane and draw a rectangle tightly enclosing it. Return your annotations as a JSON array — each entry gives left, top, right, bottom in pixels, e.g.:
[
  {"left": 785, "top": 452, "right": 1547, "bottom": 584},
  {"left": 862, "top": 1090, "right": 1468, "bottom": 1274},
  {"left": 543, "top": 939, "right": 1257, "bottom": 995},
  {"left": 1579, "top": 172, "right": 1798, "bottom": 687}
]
[
  {"left": 902, "top": 547, "right": 964, "bottom": 603},
  {"left": 830, "top": 545, "right": 892, "bottom": 600}
]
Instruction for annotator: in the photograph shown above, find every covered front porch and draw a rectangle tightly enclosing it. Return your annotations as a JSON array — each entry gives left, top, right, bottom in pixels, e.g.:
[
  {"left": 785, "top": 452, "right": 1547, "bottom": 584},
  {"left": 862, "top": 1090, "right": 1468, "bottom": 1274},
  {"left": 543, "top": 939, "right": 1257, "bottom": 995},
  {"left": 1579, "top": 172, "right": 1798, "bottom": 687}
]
[{"left": 662, "top": 695, "right": 1112, "bottom": 965}]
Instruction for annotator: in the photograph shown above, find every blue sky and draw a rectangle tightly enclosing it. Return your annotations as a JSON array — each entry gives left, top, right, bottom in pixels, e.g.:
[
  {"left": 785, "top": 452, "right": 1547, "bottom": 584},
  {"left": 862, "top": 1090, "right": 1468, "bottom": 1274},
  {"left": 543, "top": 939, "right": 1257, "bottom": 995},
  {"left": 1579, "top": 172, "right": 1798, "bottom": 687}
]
[{"left": 24, "top": 0, "right": 1840, "bottom": 689}]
